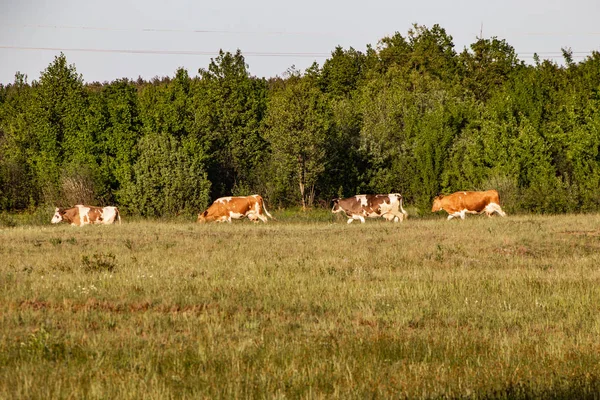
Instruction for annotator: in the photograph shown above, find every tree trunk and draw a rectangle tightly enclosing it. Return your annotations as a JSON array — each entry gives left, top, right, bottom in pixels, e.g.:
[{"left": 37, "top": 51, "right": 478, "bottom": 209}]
[
  {"left": 307, "top": 184, "right": 315, "bottom": 209},
  {"left": 298, "top": 155, "right": 306, "bottom": 211}
]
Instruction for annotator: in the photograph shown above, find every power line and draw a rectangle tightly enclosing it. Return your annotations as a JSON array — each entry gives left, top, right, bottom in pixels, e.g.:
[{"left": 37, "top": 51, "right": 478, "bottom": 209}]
[
  {"left": 0, "top": 45, "right": 596, "bottom": 64},
  {"left": 0, "top": 45, "right": 331, "bottom": 58},
  {"left": 5, "top": 23, "right": 333, "bottom": 37},
  {"left": 519, "top": 51, "right": 593, "bottom": 55},
  {"left": 0, "top": 45, "right": 596, "bottom": 61},
  {"left": 8, "top": 23, "right": 600, "bottom": 38},
  {"left": 514, "top": 31, "right": 600, "bottom": 36}
]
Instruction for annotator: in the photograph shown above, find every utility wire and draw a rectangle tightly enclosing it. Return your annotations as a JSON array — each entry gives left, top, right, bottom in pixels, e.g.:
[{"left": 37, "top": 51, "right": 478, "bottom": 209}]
[
  {"left": 7, "top": 23, "right": 600, "bottom": 38},
  {"left": 4, "top": 23, "right": 334, "bottom": 36},
  {"left": 0, "top": 45, "right": 331, "bottom": 58},
  {"left": 0, "top": 45, "right": 596, "bottom": 60}
]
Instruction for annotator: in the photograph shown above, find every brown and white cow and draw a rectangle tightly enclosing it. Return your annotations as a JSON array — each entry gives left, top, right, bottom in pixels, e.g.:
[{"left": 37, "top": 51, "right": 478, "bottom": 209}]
[
  {"left": 197, "top": 195, "right": 273, "bottom": 223},
  {"left": 431, "top": 190, "right": 506, "bottom": 220},
  {"left": 51, "top": 205, "right": 122, "bottom": 226},
  {"left": 332, "top": 193, "right": 408, "bottom": 224}
]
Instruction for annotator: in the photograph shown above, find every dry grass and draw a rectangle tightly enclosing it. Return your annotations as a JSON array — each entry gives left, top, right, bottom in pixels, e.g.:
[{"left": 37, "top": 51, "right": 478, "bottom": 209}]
[{"left": 2, "top": 213, "right": 600, "bottom": 398}]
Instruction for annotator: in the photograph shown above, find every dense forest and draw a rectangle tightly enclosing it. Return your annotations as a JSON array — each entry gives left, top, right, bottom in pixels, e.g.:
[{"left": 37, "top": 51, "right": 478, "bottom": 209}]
[{"left": 1, "top": 24, "right": 600, "bottom": 216}]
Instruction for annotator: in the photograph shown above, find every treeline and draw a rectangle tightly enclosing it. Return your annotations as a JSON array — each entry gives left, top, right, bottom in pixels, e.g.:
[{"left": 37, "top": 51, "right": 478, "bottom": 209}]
[{"left": 1, "top": 24, "right": 600, "bottom": 216}]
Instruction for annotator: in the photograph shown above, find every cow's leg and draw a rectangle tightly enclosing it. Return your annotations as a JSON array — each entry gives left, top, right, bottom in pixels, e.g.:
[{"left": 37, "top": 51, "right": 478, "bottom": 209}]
[
  {"left": 349, "top": 214, "right": 364, "bottom": 224},
  {"left": 448, "top": 212, "right": 461, "bottom": 220},
  {"left": 483, "top": 204, "right": 494, "bottom": 217},
  {"left": 460, "top": 210, "right": 467, "bottom": 219},
  {"left": 392, "top": 212, "right": 404, "bottom": 222},
  {"left": 384, "top": 214, "right": 396, "bottom": 222},
  {"left": 249, "top": 213, "right": 266, "bottom": 223},
  {"left": 490, "top": 203, "right": 507, "bottom": 217}
]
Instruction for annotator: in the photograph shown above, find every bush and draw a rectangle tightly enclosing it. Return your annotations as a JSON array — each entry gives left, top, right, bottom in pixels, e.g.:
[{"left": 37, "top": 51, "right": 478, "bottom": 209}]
[
  {"left": 59, "top": 163, "right": 97, "bottom": 206},
  {"left": 123, "top": 133, "right": 210, "bottom": 217},
  {"left": 81, "top": 252, "right": 117, "bottom": 273}
]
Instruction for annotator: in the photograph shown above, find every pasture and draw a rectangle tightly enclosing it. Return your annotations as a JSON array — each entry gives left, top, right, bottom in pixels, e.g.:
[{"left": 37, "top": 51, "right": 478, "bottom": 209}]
[{"left": 1, "top": 212, "right": 600, "bottom": 398}]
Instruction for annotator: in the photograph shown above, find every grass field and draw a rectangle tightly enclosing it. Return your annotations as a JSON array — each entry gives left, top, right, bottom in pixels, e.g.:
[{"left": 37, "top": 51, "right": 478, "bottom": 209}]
[{"left": 2, "top": 212, "right": 600, "bottom": 399}]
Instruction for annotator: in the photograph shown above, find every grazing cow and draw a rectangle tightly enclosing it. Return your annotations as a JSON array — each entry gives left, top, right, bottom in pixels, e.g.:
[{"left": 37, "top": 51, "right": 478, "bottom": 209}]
[
  {"left": 51, "top": 205, "right": 121, "bottom": 226},
  {"left": 331, "top": 193, "right": 408, "bottom": 224},
  {"left": 431, "top": 190, "right": 507, "bottom": 220},
  {"left": 197, "top": 195, "right": 273, "bottom": 223}
]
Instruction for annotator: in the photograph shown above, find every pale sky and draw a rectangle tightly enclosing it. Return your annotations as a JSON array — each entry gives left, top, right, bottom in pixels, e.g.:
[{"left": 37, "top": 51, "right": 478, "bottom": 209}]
[{"left": 1, "top": 0, "right": 599, "bottom": 84}]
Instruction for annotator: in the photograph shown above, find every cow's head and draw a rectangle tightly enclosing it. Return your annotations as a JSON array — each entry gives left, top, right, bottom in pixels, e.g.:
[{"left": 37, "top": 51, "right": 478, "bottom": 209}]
[
  {"left": 431, "top": 195, "right": 444, "bottom": 212},
  {"left": 197, "top": 210, "right": 218, "bottom": 223},
  {"left": 331, "top": 198, "right": 342, "bottom": 213},
  {"left": 51, "top": 207, "right": 65, "bottom": 224},
  {"left": 197, "top": 210, "right": 209, "bottom": 223}
]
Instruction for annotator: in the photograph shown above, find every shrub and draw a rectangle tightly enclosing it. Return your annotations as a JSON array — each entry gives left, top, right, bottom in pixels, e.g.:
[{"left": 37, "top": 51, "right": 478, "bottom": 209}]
[{"left": 81, "top": 252, "right": 117, "bottom": 273}]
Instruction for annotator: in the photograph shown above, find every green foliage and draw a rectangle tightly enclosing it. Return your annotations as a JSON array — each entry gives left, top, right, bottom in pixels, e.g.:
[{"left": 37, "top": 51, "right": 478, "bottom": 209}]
[
  {"left": 29, "top": 54, "right": 95, "bottom": 205},
  {"left": 0, "top": 73, "right": 38, "bottom": 209},
  {"left": 459, "top": 37, "right": 522, "bottom": 101},
  {"left": 263, "top": 71, "right": 331, "bottom": 208},
  {"left": 319, "top": 96, "right": 366, "bottom": 200},
  {"left": 320, "top": 46, "right": 367, "bottom": 97},
  {"left": 81, "top": 252, "right": 117, "bottom": 273},
  {"left": 2, "top": 27, "right": 600, "bottom": 214},
  {"left": 95, "top": 78, "right": 141, "bottom": 204},
  {"left": 193, "top": 50, "right": 268, "bottom": 198},
  {"left": 19, "top": 325, "right": 67, "bottom": 362},
  {"left": 124, "top": 132, "right": 210, "bottom": 217}
]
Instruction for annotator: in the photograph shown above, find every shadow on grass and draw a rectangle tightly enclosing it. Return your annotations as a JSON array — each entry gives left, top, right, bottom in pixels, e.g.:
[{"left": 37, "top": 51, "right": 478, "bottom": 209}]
[{"left": 481, "top": 376, "right": 600, "bottom": 400}]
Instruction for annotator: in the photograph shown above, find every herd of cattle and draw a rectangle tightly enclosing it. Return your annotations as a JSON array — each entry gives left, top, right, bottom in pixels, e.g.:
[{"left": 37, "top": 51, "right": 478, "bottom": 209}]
[{"left": 50, "top": 190, "right": 506, "bottom": 227}]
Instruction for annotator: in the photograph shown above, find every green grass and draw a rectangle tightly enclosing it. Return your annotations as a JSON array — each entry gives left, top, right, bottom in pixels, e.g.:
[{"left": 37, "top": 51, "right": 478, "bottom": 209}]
[{"left": 2, "top": 214, "right": 600, "bottom": 398}]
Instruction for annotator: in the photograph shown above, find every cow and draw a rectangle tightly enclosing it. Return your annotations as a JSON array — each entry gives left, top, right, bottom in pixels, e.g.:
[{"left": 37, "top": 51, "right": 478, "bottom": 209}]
[
  {"left": 331, "top": 193, "right": 408, "bottom": 224},
  {"left": 431, "top": 190, "right": 507, "bottom": 220},
  {"left": 51, "top": 205, "right": 122, "bottom": 226},
  {"left": 197, "top": 195, "right": 273, "bottom": 223}
]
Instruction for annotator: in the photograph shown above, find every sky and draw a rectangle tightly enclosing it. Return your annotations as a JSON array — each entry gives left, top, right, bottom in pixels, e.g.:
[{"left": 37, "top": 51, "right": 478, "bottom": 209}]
[{"left": 1, "top": 0, "right": 599, "bottom": 84}]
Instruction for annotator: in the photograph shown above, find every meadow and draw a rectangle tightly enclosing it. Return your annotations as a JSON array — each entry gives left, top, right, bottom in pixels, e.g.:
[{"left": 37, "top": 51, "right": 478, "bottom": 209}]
[{"left": 1, "top": 211, "right": 600, "bottom": 399}]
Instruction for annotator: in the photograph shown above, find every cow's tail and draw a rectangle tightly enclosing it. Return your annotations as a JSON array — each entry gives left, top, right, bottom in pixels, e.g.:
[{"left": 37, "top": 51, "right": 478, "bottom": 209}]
[
  {"left": 261, "top": 198, "right": 275, "bottom": 220},
  {"left": 400, "top": 196, "right": 408, "bottom": 217},
  {"left": 115, "top": 207, "right": 122, "bottom": 224}
]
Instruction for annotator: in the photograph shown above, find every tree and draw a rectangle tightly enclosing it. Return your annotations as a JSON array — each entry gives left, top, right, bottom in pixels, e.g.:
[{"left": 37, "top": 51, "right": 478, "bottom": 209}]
[
  {"left": 0, "top": 73, "right": 36, "bottom": 210},
  {"left": 191, "top": 50, "right": 268, "bottom": 198},
  {"left": 139, "top": 68, "right": 191, "bottom": 137},
  {"left": 459, "top": 37, "right": 522, "bottom": 102},
  {"left": 370, "top": 24, "right": 458, "bottom": 85},
  {"left": 263, "top": 71, "right": 331, "bottom": 209},
  {"left": 319, "top": 46, "right": 366, "bottom": 97},
  {"left": 123, "top": 132, "right": 210, "bottom": 217},
  {"left": 28, "top": 53, "right": 96, "bottom": 205},
  {"left": 94, "top": 78, "right": 141, "bottom": 204}
]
